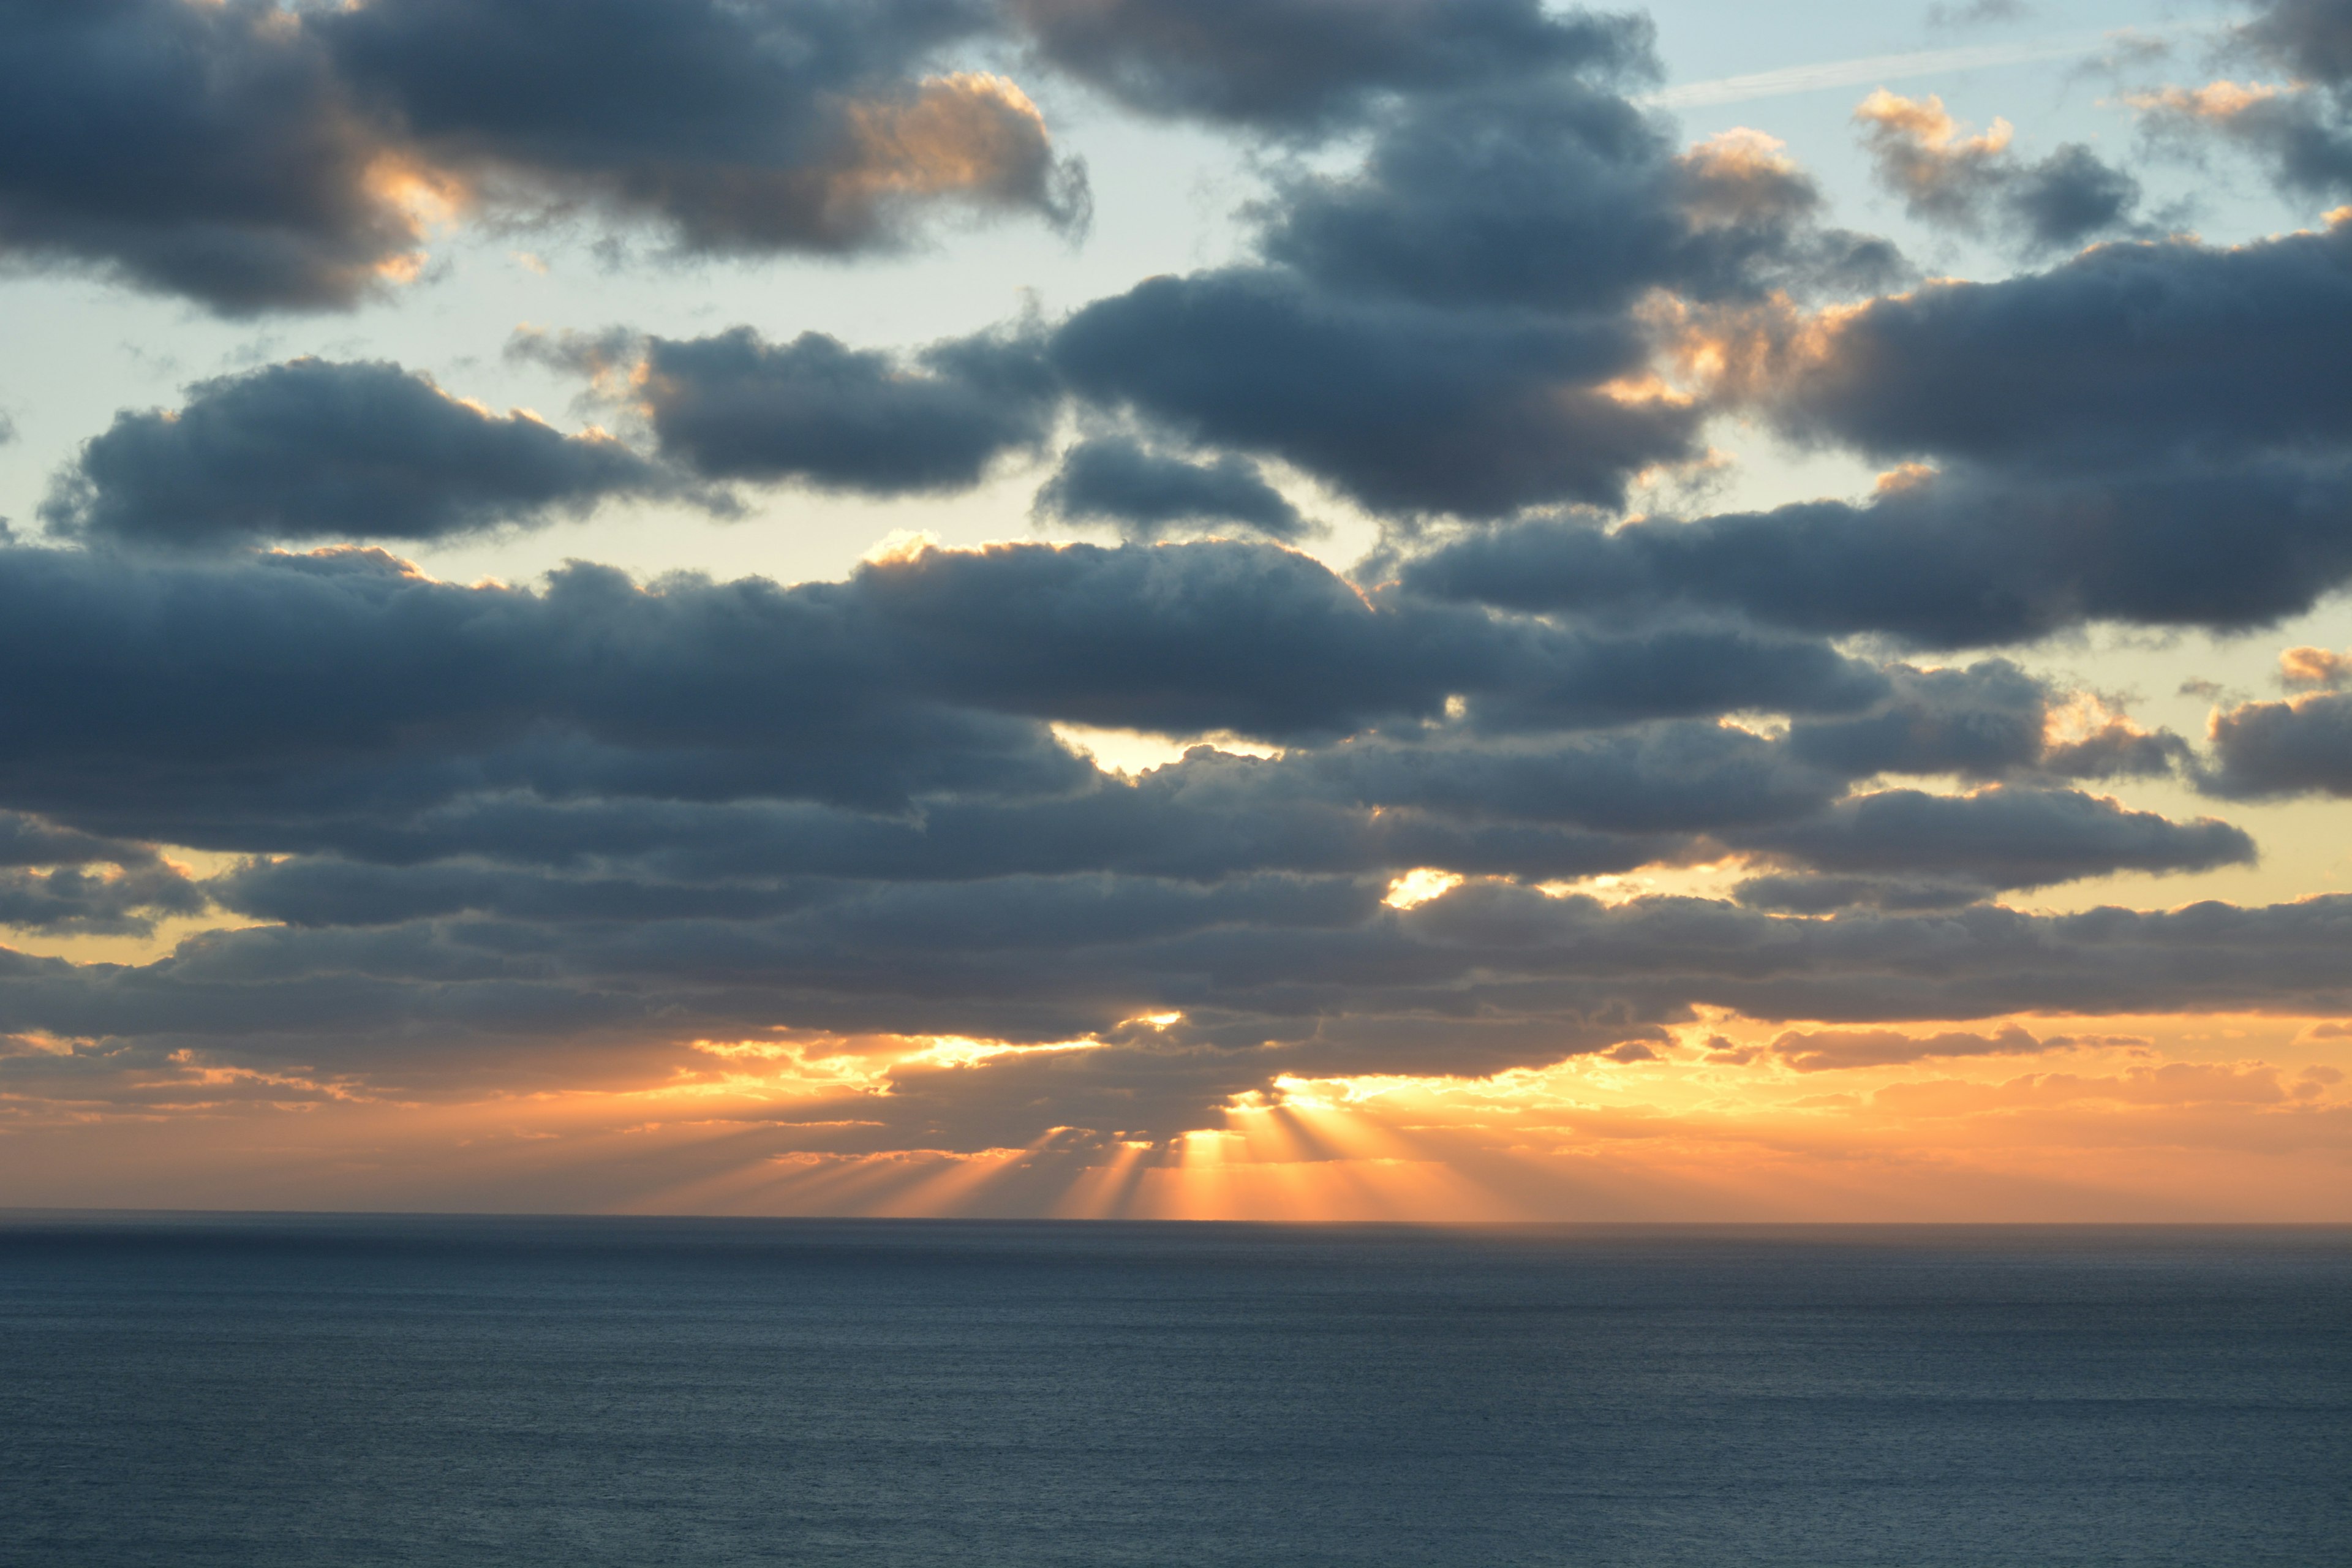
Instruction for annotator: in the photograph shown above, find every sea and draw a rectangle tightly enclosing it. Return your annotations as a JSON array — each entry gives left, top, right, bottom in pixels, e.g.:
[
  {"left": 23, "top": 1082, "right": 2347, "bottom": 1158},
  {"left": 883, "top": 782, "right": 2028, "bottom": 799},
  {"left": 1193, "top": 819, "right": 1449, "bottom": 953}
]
[{"left": 1, "top": 1217, "right": 2345, "bottom": 1567}]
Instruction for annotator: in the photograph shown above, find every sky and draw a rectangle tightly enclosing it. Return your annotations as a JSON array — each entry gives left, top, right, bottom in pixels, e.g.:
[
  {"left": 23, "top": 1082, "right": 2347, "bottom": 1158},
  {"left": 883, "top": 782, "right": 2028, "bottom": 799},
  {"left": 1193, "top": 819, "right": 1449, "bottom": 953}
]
[{"left": 2, "top": 0, "right": 2350, "bottom": 1221}]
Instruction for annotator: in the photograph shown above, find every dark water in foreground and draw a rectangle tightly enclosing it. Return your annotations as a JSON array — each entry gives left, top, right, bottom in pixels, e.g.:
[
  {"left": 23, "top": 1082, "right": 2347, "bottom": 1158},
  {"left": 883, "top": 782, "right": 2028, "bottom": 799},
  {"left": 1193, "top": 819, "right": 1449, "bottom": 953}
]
[{"left": 1, "top": 1218, "right": 2346, "bottom": 1567}]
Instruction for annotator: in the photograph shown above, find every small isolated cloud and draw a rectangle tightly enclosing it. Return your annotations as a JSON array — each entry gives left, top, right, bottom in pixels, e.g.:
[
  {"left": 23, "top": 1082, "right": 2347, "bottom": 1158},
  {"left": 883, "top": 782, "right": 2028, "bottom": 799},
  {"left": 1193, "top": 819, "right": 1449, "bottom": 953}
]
[
  {"left": 40, "top": 359, "right": 695, "bottom": 552},
  {"left": 562, "top": 326, "right": 1065, "bottom": 497},
  {"left": 1855, "top": 89, "right": 2144, "bottom": 251},
  {"left": 1050, "top": 267, "right": 1705, "bottom": 519},
  {"left": 1771, "top": 1023, "right": 2063, "bottom": 1072},
  {"left": 2203, "top": 691, "right": 2352, "bottom": 798},
  {"left": 1926, "top": 1, "right": 2031, "bottom": 27},
  {"left": 2280, "top": 646, "right": 2350, "bottom": 688}
]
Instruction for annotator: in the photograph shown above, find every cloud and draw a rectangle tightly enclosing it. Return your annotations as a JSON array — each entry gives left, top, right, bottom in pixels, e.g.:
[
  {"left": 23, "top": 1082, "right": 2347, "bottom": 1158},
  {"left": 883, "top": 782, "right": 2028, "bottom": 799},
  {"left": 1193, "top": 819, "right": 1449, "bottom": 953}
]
[
  {"left": 1769, "top": 1022, "right": 2050, "bottom": 1071},
  {"left": 2203, "top": 690, "right": 2352, "bottom": 798},
  {"left": 2237, "top": 0, "right": 2352, "bottom": 85},
  {"left": 1033, "top": 437, "right": 1311, "bottom": 541},
  {"left": 0, "top": 812, "right": 205, "bottom": 937},
  {"left": 1731, "top": 785, "right": 2256, "bottom": 897},
  {"left": 0, "top": 0, "right": 415, "bottom": 312},
  {"left": 1765, "top": 220, "right": 2352, "bottom": 470},
  {"left": 0, "top": 0, "right": 1080, "bottom": 313},
  {"left": 318, "top": 0, "right": 1090, "bottom": 249},
  {"left": 1403, "top": 219, "right": 2352, "bottom": 643},
  {"left": 1854, "top": 89, "right": 2144, "bottom": 251},
  {"left": 2280, "top": 645, "right": 2350, "bottom": 688},
  {"left": 1258, "top": 91, "right": 1896, "bottom": 315},
  {"left": 1006, "top": 0, "right": 1654, "bottom": 132},
  {"left": 618, "top": 326, "right": 1064, "bottom": 494},
  {"left": 40, "top": 358, "right": 694, "bottom": 552},
  {"left": 1406, "top": 461, "right": 2352, "bottom": 646},
  {"left": 1925, "top": 1, "right": 2031, "bottom": 27},
  {"left": 1785, "top": 660, "right": 2181, "bottom": 782},
  {"left": 1051, "top": 270, "right": 1700, "bottom": 518}
]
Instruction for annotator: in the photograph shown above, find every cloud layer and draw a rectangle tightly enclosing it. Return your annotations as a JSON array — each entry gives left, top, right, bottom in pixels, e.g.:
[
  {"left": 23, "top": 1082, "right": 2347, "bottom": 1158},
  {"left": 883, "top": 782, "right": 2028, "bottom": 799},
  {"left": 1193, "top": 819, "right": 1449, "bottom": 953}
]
[{"left": 0, "top": 0, "right": 2348, "bottom": 1190}]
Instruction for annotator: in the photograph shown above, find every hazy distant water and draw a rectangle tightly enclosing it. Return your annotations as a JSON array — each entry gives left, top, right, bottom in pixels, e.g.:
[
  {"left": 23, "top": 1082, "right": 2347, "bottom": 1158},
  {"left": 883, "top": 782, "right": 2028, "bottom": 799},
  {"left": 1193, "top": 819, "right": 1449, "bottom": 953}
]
[{"left": 1, "top": 1219, "right": 2345, "bottom": 1567}]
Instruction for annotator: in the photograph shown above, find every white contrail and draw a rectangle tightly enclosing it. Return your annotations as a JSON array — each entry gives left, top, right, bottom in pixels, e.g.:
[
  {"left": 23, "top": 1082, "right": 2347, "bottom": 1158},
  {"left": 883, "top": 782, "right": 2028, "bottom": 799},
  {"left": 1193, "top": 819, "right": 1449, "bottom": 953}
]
[{"left": 1645, "top": 27, "right": 2180, "bottom": 110}]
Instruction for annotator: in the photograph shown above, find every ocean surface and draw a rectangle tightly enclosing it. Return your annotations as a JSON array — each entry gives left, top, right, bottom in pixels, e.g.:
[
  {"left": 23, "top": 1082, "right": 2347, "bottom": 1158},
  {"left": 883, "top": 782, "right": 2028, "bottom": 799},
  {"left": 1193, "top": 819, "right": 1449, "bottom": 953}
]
[{"left": 1, "top": 1218, "right": 2345, "bottom": 1567}]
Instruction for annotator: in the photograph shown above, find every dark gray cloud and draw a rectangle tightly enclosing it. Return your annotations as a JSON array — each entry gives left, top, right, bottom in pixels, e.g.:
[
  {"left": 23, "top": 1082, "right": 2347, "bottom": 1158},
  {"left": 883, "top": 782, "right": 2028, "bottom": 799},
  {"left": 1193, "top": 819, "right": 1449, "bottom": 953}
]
[
  {"left": 1007, "top": 0, "right": 1654, "bottom": 132},
  {"left": 1259, "top": 86, "right": 1898, "bottom": 315},
  {"left": 0, "top": 545, "right": 1089, "bottom": 838},
  {"left": 1292, "top": 723, "right": 1840, "bottom": 835},
  {"left": 320, "top": 0, "right": 1086, "bottom": 252},
  {"left": 1785, "top": 661, "right": 2071, "bottom": 779},
  {"left": 0, "top": 0, "right": 1076, "bottom": 313},
  {"left": 1732, "top": 786, "right": 2255, "bottom": 892},
  {"left": 1034, "top": 437, "right": 1310, "bottom": 540},
  {"left": 2203, "top": 691, "right": 2352, "bottom": 797},
  {"left": 1403, "top": 455, "right": 2352, "bottom": 647},
  {"left": 625, "top": 326, "right": 1062, "bottom": 494},
  {"left": 2000, "top": 145, "right": 2147, "bottom": 251},
  {"left": 0, "top": 862, "right": 205, "bottom": 938},
  {"left": 41, "top": 358, "right": 691, "bottom": 552},
  {"left": 1770, "top": 222, "right": 2352, "bottom": 470},
  {"left": 1855, "top": 91, "right": 2144, "bottom": 252},
  {"left": 0, "top": 0, "right": 406, "bottom": 312},
  {"left": 1050, "top": 269, "right": 1699, "bottom": 516},
  {"left": 0, "top": 537, "right": 1894, "bottom": 851},
  {"left": 1785, "top": 662, "right": 2185, "bottom": 781}
]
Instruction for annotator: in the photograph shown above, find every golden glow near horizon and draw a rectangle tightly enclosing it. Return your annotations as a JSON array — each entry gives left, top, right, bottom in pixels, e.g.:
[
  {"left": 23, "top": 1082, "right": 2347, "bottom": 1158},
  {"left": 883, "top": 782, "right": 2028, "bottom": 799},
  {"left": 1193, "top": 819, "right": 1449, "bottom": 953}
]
[{"left": 5, "top": 1008, "right": 2345, "bottom": 1221}]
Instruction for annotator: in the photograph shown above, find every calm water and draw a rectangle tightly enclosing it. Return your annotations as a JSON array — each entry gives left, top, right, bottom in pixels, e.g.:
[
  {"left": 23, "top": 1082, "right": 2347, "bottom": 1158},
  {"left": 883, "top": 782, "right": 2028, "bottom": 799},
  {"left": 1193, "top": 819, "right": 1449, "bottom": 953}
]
[{"left": 1, "top": 1218, "right": 2345, "bottom": 1567}]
